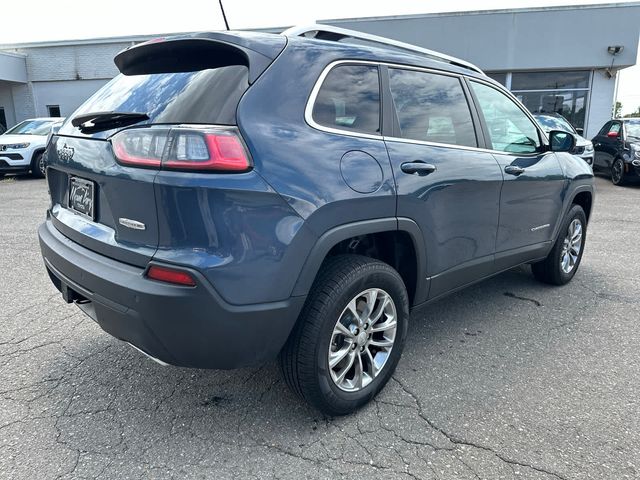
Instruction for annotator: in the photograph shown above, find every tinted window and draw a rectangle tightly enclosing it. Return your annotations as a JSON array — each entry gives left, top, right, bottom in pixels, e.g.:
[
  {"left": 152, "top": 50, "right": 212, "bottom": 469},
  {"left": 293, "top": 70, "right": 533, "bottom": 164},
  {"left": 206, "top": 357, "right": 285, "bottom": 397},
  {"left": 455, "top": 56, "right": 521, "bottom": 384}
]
[
  {"left": 598, "top": 122, "right": 612, "bottom": 136},
  {"left": 388, "top": 69, "right": 476, "bottom": 147},
  {"left": 511, "top": 71, "right": 590, "bottom": 90},
  {"left": 608, "top": 122, "right": 622, "bottom": 134},
  {"left": 65, "top": 66, "right": 249, "bottom": 131},
  {"left": 47, "top": 105, "right": 61, "bottom": 117},
  {"left": 470, "top": 81, "right": 541, "bottom": 154},
  {"left": 312, "top": 65, "right": 380, "bottom": 135}
]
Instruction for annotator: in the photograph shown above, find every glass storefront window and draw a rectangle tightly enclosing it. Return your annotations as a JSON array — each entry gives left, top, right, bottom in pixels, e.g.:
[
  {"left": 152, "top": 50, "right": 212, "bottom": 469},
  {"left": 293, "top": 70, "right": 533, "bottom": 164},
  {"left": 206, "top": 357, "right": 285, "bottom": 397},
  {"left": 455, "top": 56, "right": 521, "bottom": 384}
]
[
  {"left": 511, "top": 71, "right": 590, "bottom": 90},
  {"left": 514, "top": 90, "right": 588, "bottom": 131},
  {"left": 507, "top": 70, "right": 591, "bottom": 131},
  {"left": 485, "top": 72, "right": 507, "bottom": 86}
]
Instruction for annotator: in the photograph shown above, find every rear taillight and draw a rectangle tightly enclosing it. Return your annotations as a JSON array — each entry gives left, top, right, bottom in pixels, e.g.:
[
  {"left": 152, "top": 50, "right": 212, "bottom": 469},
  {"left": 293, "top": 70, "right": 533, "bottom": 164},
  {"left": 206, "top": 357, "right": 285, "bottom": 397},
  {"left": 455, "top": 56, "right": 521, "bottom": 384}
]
[
  {"left": 111, "top": 126, "right": 251, "bottom": 172},
  {"left": 146, "top": 265, "right": 196, "bottom": 286}
]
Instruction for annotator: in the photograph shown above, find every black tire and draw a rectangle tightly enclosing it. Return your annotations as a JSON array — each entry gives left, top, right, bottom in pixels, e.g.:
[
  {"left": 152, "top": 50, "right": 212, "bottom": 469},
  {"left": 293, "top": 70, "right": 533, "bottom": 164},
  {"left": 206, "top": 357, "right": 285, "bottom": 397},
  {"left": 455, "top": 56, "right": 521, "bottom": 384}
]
[
  {"left": 280, "top": 255, "right": 409, "bottom": 416},
  {"left": 532, "top": 204, "right": 587, "bottom": 285},
  {"left": 0, "top": 173, "right": 5, "bottom": 180},
  {"left": 31, "top": 152, "right": 46, "bottom": 179},
  {"left": 611, "top": 158, "right": 626, "bottom": 186}
]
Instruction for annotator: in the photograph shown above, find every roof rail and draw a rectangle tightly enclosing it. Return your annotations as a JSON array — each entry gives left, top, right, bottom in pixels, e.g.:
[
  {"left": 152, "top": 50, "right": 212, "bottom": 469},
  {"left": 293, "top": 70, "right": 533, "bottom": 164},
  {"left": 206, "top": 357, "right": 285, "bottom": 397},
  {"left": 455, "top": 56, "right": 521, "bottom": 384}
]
[{"left": 282, "top": 24, "right": 484, "bottom": 75}]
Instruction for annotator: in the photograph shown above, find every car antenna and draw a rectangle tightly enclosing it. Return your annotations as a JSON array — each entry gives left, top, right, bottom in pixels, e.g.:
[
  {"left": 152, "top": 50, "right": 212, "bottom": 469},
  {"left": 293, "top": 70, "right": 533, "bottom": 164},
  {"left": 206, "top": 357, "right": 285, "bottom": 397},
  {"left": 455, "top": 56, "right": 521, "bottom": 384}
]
[{"left": 218, "top": 0, "right": 230, "bottom": 30}]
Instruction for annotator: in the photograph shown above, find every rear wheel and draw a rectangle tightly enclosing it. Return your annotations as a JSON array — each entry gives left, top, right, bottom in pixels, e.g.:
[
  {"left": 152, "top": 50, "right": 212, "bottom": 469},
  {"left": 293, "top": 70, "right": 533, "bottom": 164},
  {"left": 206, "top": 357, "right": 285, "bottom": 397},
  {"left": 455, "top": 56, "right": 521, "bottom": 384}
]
[
  {"left": 611, "top": 158, "right": 626, "bottom": 186},
  {"left": 532, "top": 204, "right": 587, "bottom": 285},
  {"left": 31, "top": 152, "right": 46, "bottom": 179},
  {"left": 280, "top": 255, "right": 409, "bottom": 416}
]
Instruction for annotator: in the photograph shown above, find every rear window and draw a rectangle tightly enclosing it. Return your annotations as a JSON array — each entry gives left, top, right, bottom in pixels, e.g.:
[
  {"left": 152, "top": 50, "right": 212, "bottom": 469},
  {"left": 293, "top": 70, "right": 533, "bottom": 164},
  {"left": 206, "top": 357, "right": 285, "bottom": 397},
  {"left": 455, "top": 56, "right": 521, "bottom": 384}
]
[
  {"left": 312, "top": 65, "right": 381, "bottom": 135},
  {"left": 62, "top": 65, "right": 249, "bottom": 134}
]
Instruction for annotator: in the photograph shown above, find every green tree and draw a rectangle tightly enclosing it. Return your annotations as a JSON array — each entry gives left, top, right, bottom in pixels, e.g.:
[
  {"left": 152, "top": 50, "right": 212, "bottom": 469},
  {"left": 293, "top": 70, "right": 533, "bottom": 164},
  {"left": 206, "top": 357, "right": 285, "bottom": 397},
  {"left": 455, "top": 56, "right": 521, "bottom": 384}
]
[
  {"left": 613, "top": 101, "right": 623, "bottom": 118},
  {"left": 623, "top": 107, "right": 640, "bottom": 118}
]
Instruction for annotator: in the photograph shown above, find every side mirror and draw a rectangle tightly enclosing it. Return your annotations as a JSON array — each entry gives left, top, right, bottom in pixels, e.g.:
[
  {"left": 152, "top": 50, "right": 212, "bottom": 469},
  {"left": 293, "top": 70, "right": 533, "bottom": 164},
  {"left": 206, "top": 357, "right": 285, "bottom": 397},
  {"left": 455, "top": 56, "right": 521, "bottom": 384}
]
[
  {"left": 549, "top": 130, "right": 576, "bottom": 153},
  {"left": 607, "top": 131, "right": 620, "bottom": 138},
  {"left": 575, "top": 128, "right": 584, "bottom": 135}
]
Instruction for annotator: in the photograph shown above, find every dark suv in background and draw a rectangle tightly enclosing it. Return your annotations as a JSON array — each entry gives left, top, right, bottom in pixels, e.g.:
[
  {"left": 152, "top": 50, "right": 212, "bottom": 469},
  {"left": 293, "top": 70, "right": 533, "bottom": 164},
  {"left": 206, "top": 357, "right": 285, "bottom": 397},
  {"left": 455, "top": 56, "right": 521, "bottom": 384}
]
[
  {"left": 38, "top": 25, "right": 594, "bottom": 415},
  {"left": 592, "top": 118, "right": 640, "bottom": 185}
]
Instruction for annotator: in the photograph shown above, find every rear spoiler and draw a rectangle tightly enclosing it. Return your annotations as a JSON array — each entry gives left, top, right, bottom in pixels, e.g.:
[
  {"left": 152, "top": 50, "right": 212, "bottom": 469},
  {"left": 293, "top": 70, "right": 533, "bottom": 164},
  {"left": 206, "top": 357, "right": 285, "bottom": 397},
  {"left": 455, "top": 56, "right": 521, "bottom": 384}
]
[{"left": 114, "top": 32, "right": 286, "bottom": 84}]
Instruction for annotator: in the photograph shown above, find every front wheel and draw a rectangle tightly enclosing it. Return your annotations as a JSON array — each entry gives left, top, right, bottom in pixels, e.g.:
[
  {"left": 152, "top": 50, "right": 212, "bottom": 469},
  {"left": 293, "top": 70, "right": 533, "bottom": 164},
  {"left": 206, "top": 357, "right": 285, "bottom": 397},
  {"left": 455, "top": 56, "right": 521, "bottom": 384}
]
[
  {"left": 532, "top": 204, "right": 587, "bottom": 285},
  {"left": 611, "top": 158, "right": 626, "bottom": 186},
  {"left": 31, "top": 152, "right": 46, "bottom": 179},
  {"left": 280, "top": 255, "right": 409, "bottom": 416}
]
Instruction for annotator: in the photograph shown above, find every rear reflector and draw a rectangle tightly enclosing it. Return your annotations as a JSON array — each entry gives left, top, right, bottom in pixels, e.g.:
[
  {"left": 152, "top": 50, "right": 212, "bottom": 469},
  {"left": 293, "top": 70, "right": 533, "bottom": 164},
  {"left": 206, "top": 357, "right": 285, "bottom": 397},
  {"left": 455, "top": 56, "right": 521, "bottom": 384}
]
[
  {"left": 111, "top": 126, "right": 251, "bottom": 172},
  {"left": 146, "top": 265, "right": 196, "bottom": 286}
]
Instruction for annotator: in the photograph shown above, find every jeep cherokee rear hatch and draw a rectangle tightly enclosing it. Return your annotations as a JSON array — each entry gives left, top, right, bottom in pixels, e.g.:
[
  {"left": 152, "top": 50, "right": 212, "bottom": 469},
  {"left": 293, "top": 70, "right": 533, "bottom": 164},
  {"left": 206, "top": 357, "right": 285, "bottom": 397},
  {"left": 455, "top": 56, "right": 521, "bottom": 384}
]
[{"left": 47, "top": 32, "right": 285, "bottom": 267}]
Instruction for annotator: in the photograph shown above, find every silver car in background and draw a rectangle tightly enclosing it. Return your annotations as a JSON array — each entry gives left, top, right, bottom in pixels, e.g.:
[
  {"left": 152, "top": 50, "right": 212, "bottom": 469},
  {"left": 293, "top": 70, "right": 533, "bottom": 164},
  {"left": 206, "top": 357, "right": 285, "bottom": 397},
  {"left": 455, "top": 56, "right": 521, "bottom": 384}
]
[{"left": 534, "top": 114, "right": 594, "bottom": 166}]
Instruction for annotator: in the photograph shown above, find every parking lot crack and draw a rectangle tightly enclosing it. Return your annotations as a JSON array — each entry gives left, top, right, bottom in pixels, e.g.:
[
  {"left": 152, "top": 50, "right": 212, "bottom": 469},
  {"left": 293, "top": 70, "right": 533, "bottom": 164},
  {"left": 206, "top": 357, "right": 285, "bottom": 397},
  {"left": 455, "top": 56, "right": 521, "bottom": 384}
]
[
  {"left": 391, "top": 376, "right": 568, "bottom": 480},
  {"left": 503, "top": 292, "right": 543, "bottom": 307}
]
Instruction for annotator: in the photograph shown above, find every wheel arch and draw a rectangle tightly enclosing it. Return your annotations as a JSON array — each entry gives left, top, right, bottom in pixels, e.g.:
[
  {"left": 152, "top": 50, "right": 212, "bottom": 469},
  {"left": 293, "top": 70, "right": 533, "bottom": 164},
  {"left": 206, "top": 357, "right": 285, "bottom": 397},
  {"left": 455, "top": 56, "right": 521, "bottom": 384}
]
[
  {"left": 551, "top": 184, "right": 594, "bottom": 243},
  {"left": 291, "top": 217, "right": 428, "bottom": 306},
  {"left": 30, "top": 147, "right": 46, "bottom": 166}
]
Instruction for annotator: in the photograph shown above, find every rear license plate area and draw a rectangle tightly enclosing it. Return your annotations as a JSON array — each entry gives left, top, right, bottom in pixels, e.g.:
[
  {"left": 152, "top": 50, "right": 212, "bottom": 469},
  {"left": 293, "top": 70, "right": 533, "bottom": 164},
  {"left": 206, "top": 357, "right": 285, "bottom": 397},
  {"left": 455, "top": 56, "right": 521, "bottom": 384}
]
[{"left": 69, "top": 176, "right": 95, "bottom": 220}]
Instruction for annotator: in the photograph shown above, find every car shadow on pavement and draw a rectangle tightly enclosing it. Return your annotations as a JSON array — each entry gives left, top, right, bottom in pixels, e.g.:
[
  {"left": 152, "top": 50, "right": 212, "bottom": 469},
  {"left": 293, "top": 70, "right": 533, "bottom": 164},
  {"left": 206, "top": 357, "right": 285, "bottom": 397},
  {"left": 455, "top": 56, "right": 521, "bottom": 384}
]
[
  {"left": 40, "top": 266, "right": 564, "bottom": 416},
  {"left": 26, "top": 263, "right": 604, "bottom": 479}
]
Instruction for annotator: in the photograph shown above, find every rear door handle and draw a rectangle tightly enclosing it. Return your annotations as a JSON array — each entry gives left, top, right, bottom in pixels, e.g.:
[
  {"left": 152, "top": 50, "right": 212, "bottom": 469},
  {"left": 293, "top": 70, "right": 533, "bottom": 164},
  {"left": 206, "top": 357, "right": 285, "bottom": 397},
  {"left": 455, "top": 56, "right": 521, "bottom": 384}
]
[
  {"left": 504, "top": 165, "right": 525, "bottom": 176},
  {"left": 401, "top": 162, "right": 436, "bottom": 176}
]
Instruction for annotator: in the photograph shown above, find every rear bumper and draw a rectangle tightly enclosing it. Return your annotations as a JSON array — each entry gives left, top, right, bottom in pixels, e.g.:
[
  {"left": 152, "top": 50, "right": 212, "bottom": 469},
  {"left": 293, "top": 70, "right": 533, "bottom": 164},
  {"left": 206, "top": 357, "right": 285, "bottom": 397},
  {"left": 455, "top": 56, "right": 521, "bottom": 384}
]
[{"left": 38, "top": 219, "right": 306, "bottom": 369}]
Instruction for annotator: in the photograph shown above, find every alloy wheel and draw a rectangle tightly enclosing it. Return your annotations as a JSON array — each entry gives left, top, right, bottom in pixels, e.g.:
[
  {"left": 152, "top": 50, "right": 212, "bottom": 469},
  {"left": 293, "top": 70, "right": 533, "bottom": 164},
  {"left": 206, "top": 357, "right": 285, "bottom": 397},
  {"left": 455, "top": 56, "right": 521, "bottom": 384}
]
[
  {"left": 560, "top": 218, "right": 583, "bottom": 274},
  {"left": 328, "top": 288, "right": 397, "bottom": 392},
  {"left": 612, "top": 160, "right": 623, "bottom": 184}
]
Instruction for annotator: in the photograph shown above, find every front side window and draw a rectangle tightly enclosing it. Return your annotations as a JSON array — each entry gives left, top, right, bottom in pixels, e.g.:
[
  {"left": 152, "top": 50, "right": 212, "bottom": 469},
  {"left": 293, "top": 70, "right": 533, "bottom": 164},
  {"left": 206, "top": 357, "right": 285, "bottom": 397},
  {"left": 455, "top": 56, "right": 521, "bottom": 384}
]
[
  {"left": 470, "top": 81, "right": 541, "bottom": 154},
  {"left": 598, "top": 122, "right": 612, "bottom": 136},
  {"left": 608, "top": 122, "right": 622, "bottom": 135},
  {"left": 312, "top": 65, "right": 380, "bottom": 135},
  {"left": 388, "top": 68, "right": 476, "bottom": 147}
]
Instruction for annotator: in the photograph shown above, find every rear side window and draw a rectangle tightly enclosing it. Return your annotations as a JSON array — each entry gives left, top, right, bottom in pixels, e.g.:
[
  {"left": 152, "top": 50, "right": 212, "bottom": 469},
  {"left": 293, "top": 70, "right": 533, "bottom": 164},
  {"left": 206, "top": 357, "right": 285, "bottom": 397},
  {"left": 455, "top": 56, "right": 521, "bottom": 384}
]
[
  {"left": 65, "top": 65, "right": 249, "bottom": 129},
  {"left": 388, "top": 68, "right": 477, "bottom": 147},
  {"left": 312, "top": 65, "right": 380, "bottom": 135}
]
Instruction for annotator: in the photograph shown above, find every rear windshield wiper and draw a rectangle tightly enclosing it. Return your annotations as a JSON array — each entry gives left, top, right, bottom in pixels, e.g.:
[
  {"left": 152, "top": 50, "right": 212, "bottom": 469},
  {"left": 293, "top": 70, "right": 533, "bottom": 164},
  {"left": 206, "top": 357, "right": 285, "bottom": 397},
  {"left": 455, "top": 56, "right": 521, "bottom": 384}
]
[{"left": 71, "top": 111, "right": 150, "bottom": 133}]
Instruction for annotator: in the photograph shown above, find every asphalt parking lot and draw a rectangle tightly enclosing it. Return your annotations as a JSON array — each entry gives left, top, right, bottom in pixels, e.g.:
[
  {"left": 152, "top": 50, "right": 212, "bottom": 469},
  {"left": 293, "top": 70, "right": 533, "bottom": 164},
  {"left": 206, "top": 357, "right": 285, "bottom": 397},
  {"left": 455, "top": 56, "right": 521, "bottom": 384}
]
[{"left": 0, "top": 174, "right": 638, "bottom": 480}]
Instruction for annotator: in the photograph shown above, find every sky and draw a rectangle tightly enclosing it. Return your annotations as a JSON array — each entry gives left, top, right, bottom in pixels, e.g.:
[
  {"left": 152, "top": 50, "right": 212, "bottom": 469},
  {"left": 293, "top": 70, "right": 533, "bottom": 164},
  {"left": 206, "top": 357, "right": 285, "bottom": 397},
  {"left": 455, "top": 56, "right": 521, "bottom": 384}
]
[{"left": 0, "top": 0, "right": 638, "bottom": 113}]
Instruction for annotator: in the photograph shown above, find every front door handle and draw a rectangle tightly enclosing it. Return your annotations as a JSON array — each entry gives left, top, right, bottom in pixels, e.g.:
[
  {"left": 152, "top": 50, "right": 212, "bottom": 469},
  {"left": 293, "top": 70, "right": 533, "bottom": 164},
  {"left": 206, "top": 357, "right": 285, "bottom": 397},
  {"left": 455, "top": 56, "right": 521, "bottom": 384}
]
[
  {"left": 401, "top": 162, "right": 437, "bottom": 176},
  {"left": 504, "top": 165, "right": 525, "bottom": 176}
]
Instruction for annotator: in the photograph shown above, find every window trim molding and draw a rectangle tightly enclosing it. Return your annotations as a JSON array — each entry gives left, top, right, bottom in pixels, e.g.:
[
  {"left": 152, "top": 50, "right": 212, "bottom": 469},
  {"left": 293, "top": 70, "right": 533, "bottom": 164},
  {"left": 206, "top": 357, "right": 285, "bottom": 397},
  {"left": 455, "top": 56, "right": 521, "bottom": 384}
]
[
  {"left": 385, "top": 65, "right": 480, "bottom": 149},
  {"left": 466, "top": 77, "right": 549, "bottom": 157},
  {"left": 304, "top": 59, "right": 548, "bottom": 157},
  {"left": 305, "top": 60, "right": 384, "bottom": 140}
]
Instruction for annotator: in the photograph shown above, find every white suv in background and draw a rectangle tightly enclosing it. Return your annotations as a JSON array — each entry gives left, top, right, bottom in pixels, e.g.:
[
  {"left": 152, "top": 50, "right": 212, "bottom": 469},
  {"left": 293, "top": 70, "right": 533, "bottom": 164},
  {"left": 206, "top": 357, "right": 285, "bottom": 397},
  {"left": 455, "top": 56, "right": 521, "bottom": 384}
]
[{"left": 0, "top": 117, "right": 64, "bottom": 179}]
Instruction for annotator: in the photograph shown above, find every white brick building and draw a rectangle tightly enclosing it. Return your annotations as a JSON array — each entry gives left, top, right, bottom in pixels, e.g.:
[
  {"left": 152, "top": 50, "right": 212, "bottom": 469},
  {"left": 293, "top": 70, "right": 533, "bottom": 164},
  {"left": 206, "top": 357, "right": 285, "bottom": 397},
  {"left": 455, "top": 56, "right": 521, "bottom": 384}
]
[
  {"left": 0, "top": 3, "right": 639, "bottom": 138},
  {"left": 0, "top": 36, "right": 146, "bottom": 129}
]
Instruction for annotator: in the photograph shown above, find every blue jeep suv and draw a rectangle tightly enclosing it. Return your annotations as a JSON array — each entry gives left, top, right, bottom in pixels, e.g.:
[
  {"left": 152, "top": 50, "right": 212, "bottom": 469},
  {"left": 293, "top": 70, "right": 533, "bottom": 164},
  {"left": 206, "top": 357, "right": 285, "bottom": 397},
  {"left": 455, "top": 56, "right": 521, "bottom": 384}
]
[{"left": 38, "top": 25, "right": 595, "bottom": 415}]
